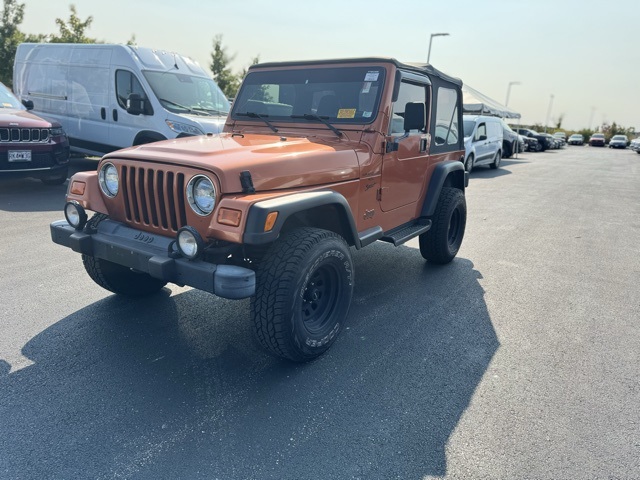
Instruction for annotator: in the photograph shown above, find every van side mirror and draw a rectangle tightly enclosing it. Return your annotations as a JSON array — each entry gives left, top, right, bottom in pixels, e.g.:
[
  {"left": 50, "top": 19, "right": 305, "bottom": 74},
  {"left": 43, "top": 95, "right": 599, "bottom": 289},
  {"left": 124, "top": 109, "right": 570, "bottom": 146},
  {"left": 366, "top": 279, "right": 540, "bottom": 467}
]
[
  {"left": 22, "top": 99, "right": 34, "bottom": 111},
  {"left": 126, "top": 93, "right": 145, "bottom": 115},
  {"left": 478, "top": 134, "right": 487, "bottom": 141}
]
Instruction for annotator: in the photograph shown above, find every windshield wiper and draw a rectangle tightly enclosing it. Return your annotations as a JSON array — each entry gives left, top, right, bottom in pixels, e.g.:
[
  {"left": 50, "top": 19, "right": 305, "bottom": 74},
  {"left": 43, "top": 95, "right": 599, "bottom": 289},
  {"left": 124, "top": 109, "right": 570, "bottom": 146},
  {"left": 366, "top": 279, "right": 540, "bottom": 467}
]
[
  {"left": 236, "top": 111, "right": 278, "bottom": 133},
  {"left": 192, "top": 107, "right": 228, "bottom": 116},
  {"left": 290, "top": 114, "right": 343, "bottom": 138},
  {"left": 158, "top": 98, "right": 197, "bottom": 114}
]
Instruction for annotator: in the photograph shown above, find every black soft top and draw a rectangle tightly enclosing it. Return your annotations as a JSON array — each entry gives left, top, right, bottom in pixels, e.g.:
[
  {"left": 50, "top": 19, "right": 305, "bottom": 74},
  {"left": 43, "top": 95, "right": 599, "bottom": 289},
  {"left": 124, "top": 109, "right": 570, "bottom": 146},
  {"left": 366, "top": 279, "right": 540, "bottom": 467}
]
[{"left": 249, "top": 57, "right": 463, "bottom": 88}]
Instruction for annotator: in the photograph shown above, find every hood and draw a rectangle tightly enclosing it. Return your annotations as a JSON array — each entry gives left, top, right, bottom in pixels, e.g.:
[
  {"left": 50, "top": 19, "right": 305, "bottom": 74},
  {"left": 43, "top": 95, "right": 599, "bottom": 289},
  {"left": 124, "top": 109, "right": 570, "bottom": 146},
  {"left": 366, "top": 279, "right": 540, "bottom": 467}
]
[
  {"left": 179, "top": 113, "right": 228, "bottom": 134},
  {"left": 105, "top": 133, "right": 360, "bottom": 194},
  {"left": 0, "top": 108, "right": 53, "bottom": 128}
]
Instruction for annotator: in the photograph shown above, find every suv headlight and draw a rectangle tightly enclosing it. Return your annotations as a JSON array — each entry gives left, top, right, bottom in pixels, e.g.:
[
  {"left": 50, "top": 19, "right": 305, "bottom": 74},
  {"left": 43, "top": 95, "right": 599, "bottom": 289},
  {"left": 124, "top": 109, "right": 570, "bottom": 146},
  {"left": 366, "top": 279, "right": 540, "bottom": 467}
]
[
  {"left": 50, "top": 127, "right": 65, "bottom": 137},
  {"left": 166, "top": 120, "right": 204, "bottom": 136},
  {"left": 98, "top": 162, "right": 119, "bottom": 197},
  {"left": 186, "top": 175, "right": 216, "bottom": 216}
]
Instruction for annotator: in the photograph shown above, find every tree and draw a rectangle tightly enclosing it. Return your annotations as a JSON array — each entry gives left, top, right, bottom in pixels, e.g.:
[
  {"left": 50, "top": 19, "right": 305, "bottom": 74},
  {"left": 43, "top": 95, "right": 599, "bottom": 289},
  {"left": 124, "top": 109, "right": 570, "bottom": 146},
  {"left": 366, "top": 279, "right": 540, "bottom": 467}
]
[
  {"left": 49, "top": 4, "right": 97, "bottom": 43},
  {"left": 209, "top": 35, "right": 240, "bottom": 99},
  {"left": 0, "top": 0, "right": 26, "bottom": 87}
]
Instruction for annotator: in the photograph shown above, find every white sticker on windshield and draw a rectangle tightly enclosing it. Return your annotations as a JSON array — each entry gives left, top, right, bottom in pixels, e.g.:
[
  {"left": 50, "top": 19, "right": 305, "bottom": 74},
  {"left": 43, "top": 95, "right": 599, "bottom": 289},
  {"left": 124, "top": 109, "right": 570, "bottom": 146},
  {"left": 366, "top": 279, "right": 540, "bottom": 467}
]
[
  {"left": 363, "top": 111, "right": 372, "bottom": 118},
  {"left": 361, "top": 82, "right": 371, "bottom": 94},
  {"left": 364, "top": 71, "right": 379, "bottom": 82}
]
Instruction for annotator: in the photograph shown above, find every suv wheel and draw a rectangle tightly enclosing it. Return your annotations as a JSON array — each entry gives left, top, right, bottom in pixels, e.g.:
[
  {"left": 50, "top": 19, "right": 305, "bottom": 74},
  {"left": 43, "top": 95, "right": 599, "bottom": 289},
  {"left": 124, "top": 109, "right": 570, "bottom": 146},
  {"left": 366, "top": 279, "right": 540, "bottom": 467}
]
[
  {"left": 81, "top": 214, "right": 167, "bottom": 296},
  {"left": 251, "top": 227, "right": 353, "bottom": 362},
  {"left": 41, "top": 168, "right": 69, "bottom": 185},
  {"left": 419, "top": 188, "right": 466, "bottom": 264},
  {"left": 490, "top": 150, "right": 501, "bottom": 169}
]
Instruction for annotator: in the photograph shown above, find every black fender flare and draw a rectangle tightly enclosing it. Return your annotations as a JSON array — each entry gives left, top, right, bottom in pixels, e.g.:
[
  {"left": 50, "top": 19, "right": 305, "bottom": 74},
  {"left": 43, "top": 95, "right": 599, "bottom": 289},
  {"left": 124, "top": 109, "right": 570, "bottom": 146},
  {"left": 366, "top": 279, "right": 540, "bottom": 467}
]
[
  {"left": 420, "top": 160, "right": 468, "bottom": 218},
  {"left": 243, "top": 191, "right": 360, "bottom": 247},
  {"left": 133, "top": 131, "right": 167, "bottom": 146}
]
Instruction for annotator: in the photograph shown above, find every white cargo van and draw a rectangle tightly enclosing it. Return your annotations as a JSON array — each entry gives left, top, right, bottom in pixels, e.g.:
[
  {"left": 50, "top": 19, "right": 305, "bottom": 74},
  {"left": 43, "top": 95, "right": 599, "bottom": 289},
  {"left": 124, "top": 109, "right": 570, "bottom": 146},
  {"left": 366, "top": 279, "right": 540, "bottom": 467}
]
[
  {"left": 462, "top": 115, "right": 504, "bottom": 172},
  {"left": 13, "top": 43, "right": 230, "bottom": 156}
]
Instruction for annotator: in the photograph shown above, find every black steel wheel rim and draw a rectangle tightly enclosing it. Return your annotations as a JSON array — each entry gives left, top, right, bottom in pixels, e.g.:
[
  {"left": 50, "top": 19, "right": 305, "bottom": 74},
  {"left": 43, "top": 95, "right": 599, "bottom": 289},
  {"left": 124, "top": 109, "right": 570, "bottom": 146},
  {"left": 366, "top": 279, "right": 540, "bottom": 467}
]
[{"left": 301, "top": 263, "right": 340, "bottom": 333}]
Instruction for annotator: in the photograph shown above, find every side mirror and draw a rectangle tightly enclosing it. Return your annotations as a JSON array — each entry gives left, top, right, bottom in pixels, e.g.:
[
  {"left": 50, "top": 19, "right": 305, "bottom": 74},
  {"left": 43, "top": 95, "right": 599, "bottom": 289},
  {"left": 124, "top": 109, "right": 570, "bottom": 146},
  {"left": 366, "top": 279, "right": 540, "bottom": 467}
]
[
  {"left": 126, "top": 93, "right": 145, "bottom": 115},
  {"left": 22, "top": 99, "right": 34, "bottom": 111},
  {"left": 478, "top": 134, "right": 487, "bottom": 141},
  {"left": 403, "top": 102, "right": 426, "bottom": 132}
]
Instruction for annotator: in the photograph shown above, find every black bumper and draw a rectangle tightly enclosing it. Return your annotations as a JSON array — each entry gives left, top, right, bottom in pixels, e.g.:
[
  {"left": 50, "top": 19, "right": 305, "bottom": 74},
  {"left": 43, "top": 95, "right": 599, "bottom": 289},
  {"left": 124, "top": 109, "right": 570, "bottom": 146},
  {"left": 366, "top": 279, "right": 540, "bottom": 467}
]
[{"left": 50, "top": 219, "right": 255, "bottom": 299}]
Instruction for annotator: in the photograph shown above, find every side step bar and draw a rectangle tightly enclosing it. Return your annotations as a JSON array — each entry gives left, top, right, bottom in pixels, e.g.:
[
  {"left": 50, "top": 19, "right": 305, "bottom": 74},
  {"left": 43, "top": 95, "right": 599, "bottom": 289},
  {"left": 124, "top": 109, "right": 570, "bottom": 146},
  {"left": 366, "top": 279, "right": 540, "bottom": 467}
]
[{"left": 379, "top": 219, "right": 432, "bottom": 246}]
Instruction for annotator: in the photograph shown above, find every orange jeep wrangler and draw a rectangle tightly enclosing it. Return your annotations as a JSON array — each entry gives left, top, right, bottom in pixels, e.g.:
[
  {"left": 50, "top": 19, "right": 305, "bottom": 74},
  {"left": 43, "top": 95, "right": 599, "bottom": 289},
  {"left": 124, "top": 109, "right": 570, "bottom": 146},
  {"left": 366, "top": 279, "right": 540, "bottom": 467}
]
[{"left": 51, "top": 58, "right": 468, "bottom": 361}]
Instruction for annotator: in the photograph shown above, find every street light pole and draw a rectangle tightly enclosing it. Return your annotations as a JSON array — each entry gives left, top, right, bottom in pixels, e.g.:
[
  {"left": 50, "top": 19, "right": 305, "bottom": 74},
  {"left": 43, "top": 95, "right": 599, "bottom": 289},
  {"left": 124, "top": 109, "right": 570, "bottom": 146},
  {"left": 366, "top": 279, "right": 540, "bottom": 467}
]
[
  {"left": 544, "top": 94, "right": 554, "bottom": 133},
  {"left": 505, "top": 81, "right": 521, "bottom": 107},
  {"left": 427, "top": 33, "right": 450, "bottom": 64}
]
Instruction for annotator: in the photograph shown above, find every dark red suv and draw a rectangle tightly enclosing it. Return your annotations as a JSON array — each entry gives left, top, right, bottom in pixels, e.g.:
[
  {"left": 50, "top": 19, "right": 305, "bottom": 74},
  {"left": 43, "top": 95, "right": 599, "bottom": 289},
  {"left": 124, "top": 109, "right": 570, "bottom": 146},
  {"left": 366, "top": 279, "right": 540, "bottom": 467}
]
[{"left": 1, "top": 82, "right": 70, "bottom": 184}]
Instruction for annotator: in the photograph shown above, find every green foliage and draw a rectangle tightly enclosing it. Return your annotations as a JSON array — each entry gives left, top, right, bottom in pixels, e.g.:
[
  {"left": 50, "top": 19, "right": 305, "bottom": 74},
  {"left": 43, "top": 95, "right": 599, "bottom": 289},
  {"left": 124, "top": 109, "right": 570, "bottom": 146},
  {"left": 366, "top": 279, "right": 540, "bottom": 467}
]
[
  {"left": 49, "top": 4, "right": 97, "bottom": 43},
  {"left": 0, "top": 0, "right": 26, "bottom": 87},
  {"left": 210, "top": 35, "right": 240, "bottom": 99},
  {"left": 210, "top": 36, "right": 260, "bottom": 99}
]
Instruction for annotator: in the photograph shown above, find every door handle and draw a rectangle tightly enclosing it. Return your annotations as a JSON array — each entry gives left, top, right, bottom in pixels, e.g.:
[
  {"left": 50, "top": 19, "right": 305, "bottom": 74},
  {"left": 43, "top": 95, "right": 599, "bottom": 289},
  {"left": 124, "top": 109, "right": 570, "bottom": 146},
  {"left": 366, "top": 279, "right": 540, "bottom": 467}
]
[
  {"left": 100, "top": 107, "right": 106, "bottom": 120},
  {"left": 112, "top": 109, "right": 118, "bottom": 121}
]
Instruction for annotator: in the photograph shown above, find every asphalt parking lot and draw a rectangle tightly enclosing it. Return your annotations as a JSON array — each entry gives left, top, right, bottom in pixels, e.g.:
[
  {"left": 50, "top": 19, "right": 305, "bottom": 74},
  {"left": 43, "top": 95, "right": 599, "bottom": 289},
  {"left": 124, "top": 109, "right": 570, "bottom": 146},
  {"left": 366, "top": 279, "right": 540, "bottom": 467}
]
[{"left": 1, "top": 146, "right": 638, "bottom": 479}]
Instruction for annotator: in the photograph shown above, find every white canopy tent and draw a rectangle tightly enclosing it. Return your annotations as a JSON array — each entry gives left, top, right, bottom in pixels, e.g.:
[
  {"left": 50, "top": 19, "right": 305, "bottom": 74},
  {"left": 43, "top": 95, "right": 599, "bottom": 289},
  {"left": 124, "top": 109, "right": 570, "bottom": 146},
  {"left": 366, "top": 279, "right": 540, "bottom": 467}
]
[{"left": 462, "top": 84, "right": 521, "bottom": 119}]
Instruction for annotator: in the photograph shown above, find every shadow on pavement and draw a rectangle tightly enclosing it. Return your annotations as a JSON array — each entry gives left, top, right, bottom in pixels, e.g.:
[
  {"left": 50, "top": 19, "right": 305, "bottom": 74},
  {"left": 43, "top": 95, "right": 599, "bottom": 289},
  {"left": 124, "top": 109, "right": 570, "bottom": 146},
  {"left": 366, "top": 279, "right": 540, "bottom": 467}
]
[{"left": 0, "top": 243, "right": 498, "bottom": 479}]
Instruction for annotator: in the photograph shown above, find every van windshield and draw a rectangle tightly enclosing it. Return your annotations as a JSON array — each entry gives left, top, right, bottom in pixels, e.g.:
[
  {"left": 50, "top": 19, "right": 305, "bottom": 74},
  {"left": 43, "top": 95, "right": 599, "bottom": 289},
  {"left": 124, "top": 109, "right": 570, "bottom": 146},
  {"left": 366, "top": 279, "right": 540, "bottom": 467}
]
[
  {"left": 142, "top": 71, "right": 230, "bottom": 116},
  {"left": 231, "top": 65, "right": 385, "bottom": 124}
]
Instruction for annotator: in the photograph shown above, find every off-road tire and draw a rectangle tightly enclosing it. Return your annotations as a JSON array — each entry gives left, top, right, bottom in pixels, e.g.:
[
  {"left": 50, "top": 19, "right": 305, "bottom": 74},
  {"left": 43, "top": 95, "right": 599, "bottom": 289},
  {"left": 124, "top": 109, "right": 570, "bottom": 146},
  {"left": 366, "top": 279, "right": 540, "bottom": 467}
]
[
  {"left": 81, "top": 214, "right": 167, "bottom": 297},
  {"left": 251, "top": 227, "right": 354, "bottom": 362},
  {"left": 419, "top": 187, "right": 466, "bottom": 264},
  {"left": 490, "top": 150, "right": 501, "bottom": 169}
]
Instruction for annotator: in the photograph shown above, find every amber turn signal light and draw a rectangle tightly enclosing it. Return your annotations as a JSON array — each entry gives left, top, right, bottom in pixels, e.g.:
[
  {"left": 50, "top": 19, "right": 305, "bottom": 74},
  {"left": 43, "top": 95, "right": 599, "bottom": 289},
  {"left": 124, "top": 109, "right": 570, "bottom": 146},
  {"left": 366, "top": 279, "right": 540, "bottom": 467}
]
[
  {"left": 264, "top": 211, "right": 278, "bottom": 232},
  {"left": 70, "top": 181, "right": 86, "bottom": 195},
  {"left": 217, "top": 208, "right": 242, "bottom": 227}
]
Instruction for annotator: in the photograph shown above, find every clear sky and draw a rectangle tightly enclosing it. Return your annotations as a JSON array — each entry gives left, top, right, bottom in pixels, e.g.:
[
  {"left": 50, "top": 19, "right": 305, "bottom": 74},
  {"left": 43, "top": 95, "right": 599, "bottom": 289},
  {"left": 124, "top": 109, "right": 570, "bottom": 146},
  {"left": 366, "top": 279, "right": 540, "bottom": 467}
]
[{"left": 20, "top": 0, "right": 640, "bottom": 131}]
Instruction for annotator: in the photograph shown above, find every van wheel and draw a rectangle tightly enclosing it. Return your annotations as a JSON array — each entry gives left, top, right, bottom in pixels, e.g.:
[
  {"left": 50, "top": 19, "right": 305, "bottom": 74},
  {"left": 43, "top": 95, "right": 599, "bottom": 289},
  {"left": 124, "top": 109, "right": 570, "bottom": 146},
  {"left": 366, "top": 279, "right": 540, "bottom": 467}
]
[
  {"left": 419, "top": 187, "right": 466, "bottom": 264},
  {"left": 464, "top": 154, "right": 474, "bottom": 172},
  {"left": 490, "top": 151, "right": 501, "bottom": 169},
  {"left": 251, "top": 227, "right": 354, "bottom": 362},
  {"left": 81, "top": 214, "right": 167, "bottom": 297}
]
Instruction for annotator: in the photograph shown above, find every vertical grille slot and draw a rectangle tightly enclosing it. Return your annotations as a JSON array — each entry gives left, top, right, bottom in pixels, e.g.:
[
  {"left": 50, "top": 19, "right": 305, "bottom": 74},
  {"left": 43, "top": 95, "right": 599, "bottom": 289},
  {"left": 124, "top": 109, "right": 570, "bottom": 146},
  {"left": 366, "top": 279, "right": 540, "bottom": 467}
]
[
  {"left": 11, "top": 129, "right": 19, "bottom": 142},
  {"left": 120, "top": 164, "right": 188, "bottom": 233}
]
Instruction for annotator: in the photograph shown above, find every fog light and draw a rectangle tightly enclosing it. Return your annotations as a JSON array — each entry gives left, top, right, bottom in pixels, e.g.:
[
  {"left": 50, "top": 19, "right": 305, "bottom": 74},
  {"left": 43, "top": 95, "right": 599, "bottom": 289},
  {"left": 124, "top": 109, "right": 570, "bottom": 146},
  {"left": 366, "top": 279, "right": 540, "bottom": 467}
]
[
  {"left": 64, "top": 201, "right": 87, "bottom": 230},
  {"left": 177, "top": 226, "right": 204, "bottom": 260}
]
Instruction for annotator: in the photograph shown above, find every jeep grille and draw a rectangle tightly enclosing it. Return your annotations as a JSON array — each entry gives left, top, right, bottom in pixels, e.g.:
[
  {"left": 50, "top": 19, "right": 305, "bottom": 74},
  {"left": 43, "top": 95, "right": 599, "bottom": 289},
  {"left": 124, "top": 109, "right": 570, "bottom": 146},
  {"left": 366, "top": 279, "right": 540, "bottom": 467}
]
[
  {"left": 121, "top": 165, "right": 187, "bottom": 232},
  {"left": 0, "top": 127, "right": 50, "bottom": 143}
]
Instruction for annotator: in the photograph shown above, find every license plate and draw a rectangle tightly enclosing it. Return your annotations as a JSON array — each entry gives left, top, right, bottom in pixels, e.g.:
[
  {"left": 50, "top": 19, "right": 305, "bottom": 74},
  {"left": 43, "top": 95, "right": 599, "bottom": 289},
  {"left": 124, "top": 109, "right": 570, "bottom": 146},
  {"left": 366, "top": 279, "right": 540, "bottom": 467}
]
[{"left": 8, "top": 150, "right": 32, "bottom": 162}]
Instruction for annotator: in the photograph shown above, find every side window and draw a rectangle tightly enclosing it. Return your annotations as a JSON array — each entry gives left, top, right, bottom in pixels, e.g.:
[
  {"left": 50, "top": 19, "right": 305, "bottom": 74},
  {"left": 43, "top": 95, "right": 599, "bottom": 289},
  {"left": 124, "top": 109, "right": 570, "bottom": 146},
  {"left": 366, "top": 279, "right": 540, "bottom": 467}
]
[
  {"left": 116, "top": 70, "right": 152, "bottom": 114},
  {"left": 389, "top": 81, "right": 426, "bottom": 135},
  {"left": 434, "top": 87, "right": 459, "bottom": 146},
  {"left": 476, "top": 123, "right": 487, "bottom": 140}
]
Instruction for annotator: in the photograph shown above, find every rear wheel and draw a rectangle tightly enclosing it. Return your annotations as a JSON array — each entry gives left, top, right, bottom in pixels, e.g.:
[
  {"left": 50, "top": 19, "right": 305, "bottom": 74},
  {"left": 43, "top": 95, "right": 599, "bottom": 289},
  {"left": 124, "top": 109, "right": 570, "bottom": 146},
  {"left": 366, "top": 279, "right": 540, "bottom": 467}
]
[
  {"left": 251, "top": 228, "right": 354, "bottom": 362},
  {"left": 490, "top": 150, "right": 501, "bottom": 169},
  {"left": 419, "top": 187, "right": 466, "bottom": 264}
]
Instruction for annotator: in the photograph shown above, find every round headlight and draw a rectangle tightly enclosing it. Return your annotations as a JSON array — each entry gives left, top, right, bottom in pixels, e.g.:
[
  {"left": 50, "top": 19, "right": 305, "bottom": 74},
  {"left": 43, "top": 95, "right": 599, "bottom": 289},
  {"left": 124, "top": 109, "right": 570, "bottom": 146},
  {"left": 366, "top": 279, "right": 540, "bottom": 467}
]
[
  {"left": 177, "top": 226, "right": 204, "bottom": 260},
  {"left": 187, "top": 175, "right": 215, "bottom": 216},
  {"left": 98, "top": 162, "right": 119, "bottom": 197}
]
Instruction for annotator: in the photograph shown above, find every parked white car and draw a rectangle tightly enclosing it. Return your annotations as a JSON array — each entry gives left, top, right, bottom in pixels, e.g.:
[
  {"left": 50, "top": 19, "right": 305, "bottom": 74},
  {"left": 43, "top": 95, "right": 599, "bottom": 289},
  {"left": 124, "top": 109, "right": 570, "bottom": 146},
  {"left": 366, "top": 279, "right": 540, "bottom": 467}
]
[{"left": 462, "top": 115, "right": 503, "bottom": 171}]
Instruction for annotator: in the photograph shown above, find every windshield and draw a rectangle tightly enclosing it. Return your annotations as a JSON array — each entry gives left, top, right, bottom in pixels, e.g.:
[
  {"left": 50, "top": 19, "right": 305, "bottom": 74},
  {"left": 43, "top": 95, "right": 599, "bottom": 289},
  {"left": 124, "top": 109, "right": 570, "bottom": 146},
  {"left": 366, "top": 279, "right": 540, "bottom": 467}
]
[
  {"left": 0, "top": 83, "right": 23, "bottom": 109},
  {"left": 142, "top": 71, "right": 230, "bottom": 115},
  {"left": 231, "top": 65, "right": 385, "bottom": 124},
  {"left": 612, "top": 135, "right": 627, "bottom": 140},
  {"left": 463, "top": 120, "right": 476, "bottom": 137}
]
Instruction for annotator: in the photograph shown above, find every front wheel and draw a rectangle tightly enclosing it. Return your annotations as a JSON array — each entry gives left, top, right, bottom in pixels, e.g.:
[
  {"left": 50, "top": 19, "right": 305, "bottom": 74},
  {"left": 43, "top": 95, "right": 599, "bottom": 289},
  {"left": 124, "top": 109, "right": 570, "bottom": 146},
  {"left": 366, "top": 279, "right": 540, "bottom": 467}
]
[
  {"left": 419, "top": 187, "right": 466, "bottom": 264},
  {"left": 251, "top": 228, "right": 354, "bottom": 362},
  {"left": 81, "top": 214, "right": 167, "bottom": 296},
  {"left": 464, "top": 154, "right": 474, "bottom": 172}
]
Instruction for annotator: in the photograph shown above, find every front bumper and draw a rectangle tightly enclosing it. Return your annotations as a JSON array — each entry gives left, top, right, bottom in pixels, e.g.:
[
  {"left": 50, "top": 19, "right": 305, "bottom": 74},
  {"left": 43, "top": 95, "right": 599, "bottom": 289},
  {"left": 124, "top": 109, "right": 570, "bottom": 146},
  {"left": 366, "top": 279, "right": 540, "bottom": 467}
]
[{"left": 50, "top": 219, "right": 255, "bottom": 299}]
